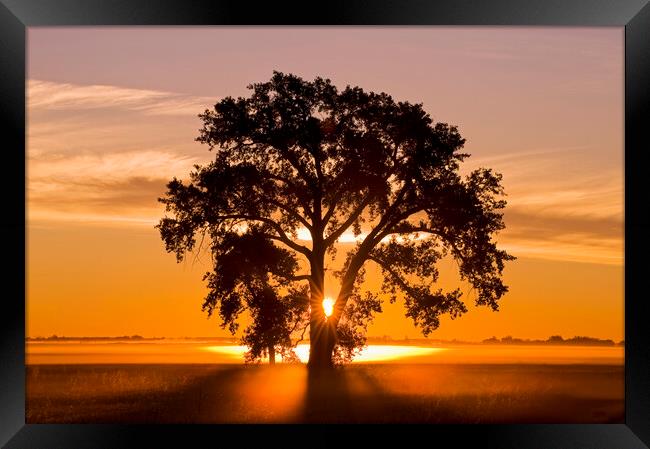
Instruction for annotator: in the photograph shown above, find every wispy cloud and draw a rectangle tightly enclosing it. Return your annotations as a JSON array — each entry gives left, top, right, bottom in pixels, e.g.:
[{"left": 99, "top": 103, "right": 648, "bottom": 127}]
[
  {"left": 28, "top": 79, "right": 216, "bottom": 116},
  {"left": 499, "top": 208, "right": 622, "bottom": 265},
  {"left": 30, "top": 149, "right": 200, "bottom": 181},
  {"left": 452, "top": 143, "right": 623, "bottom": 264},
  {"left": 464, "top": 145, "right": 591, "bottom": 167},
  {"left": 28, "top": 150, "right": 202, "bottom": 224},
  {"left": 27, "top": 79, "right": 218, "bottom": 225},
  {"left": 498, "top": 238, "right": 623, "bottom": 266}
]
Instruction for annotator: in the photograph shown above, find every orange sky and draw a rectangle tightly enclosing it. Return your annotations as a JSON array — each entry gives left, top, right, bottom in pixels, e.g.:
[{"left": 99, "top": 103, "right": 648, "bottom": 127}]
[{"left": 26, "top": 27, "right": 624, "bottom": 341}]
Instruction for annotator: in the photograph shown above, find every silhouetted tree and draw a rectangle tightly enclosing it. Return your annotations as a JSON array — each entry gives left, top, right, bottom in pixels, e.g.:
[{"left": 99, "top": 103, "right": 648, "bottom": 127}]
[
  {"left": 158, "top": 71, "right": 514, "bottom": 370},
  {"left": 202, "top": 230, "right": 309, "bottom": 364}
]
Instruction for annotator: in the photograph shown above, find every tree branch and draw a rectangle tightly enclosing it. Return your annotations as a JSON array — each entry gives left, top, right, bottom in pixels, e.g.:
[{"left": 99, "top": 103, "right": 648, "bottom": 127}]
[
  {"left": 293, "top": 321, "right": 310, "bottom": 347},
  {"left": 324, "top": 193, "right": 373, "bottom": 246},
  {"left": 279, "top": 144, "right": 317, "bottom": 190},
  {"left": 321, "top": 186, "right": 346, "bottom": 225},
  {"left": 348, "top": 181, "right": 414, "bottom": 252},
  {"left": 264, "top": 171, "right": 315, "bottom": 220},
  {"left": 379, "top": 225, "right": 448, "bottom": 244},
  {"left": 214, "top": 214, "right": 312, "bottom": 256},
  {"left": 378, "top": 225, "right": 468, "bottom": 271},
  {"left": 290, "top": 274, "right": 312, "bottom": 282},
  {"left": 368, "top": 255, "right": 448, "bottom": 313},
  {"left": 267, "top": 198, "right": 313, "bottom": 231},
  {"left": 367, "top": 255, "right": 414, "bottom": 295},
  {"left": 262, "top": 233, "right": 312, "bottom": 257},
  {"left": 322, "top": 160, "right": 404, "bottom": 242},
  {"left": 329, "top": 182, "right": 415, "bottom": 323},
  {"left": 370, "top": 210, "right": 427, "bottom": 245}
]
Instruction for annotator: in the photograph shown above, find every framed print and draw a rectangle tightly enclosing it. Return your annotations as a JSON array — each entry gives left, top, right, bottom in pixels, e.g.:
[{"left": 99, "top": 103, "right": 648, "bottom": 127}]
[{"left": 1, "top": 0, "right": 649, "bottom": 448}]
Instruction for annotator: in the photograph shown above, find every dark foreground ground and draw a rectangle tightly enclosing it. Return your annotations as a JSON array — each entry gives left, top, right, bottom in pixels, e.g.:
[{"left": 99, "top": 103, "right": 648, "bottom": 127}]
[{"left": 26, "top": 364, "right": 623, "bottom": 423}]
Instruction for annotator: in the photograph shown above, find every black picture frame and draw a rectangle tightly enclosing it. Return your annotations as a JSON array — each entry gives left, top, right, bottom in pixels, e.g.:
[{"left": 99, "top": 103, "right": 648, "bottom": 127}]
[{"left": 1, "top": 1, "right": 648, "bottom": 447}]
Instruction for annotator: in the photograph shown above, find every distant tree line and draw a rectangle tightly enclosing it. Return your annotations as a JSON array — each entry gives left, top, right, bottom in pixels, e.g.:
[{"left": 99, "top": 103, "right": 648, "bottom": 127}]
[
  {"left": 482, "top": 335, "right": 624, "bottom": 346},
  {"left": 26, "top": 335, "right": 164, "bottom": 342}
]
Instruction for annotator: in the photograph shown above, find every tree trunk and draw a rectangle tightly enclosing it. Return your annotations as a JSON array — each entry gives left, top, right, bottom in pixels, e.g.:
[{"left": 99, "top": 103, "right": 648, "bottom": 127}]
[
  {"left": 268, "top": 345, "right": 275, "bottom": 365},
  {"left": 307, "top": 244, "right": 336, "bottom": 370},
  {"left": 309, "top": 321, "right": 336, "bottom": 370}
]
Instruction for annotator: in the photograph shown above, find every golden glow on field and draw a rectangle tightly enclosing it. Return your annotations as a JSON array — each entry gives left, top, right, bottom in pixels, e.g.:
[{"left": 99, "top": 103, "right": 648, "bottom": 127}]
[
  {"left": 285, "top": 344, "right": 445, "bottom": 363},
  {"left": 354, "top": 345, "right": 445, "bottom": 362},
  {"left": 203, "top": 345, "right": 248, "bottom": 358},
  {"left": 203, "top": 344, "right": 444, "bottom": 363},
  {"left": 322, "top": 297, "right": 335, "bottom": 318}
]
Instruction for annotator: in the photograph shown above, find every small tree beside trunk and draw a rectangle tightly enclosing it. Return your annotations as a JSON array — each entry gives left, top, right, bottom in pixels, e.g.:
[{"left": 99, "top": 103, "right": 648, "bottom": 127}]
[{"left": 201, "top": 230, "right": 309, "bottom": 364}]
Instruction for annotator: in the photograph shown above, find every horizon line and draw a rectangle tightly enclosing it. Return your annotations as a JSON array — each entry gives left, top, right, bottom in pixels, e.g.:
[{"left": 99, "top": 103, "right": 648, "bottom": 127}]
[{"left": 25, "top": 334, "right": 624, "bottom": 344}]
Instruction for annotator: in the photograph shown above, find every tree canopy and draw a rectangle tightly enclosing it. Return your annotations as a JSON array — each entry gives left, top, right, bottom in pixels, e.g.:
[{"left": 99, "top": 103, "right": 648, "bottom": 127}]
[{"left": 157, "top": 71, "right": 514, "bottom": 368}]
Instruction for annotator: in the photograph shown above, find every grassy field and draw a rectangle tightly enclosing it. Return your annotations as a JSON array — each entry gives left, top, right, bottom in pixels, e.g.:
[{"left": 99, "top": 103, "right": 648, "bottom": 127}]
[{"left": 26, "top": 363, "right": 623, "bottom": 423}]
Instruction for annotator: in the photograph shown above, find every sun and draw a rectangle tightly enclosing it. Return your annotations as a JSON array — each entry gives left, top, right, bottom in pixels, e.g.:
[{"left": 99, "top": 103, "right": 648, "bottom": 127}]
[{"left": 322, "top": 297, "right": 335, "bottom": 318}]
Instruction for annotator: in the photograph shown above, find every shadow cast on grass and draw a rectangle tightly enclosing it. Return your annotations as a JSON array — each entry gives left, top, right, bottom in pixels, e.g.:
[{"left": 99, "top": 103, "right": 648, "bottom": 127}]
[{"left": 27, "top": 363, "right": 624, "bottom": 424}]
